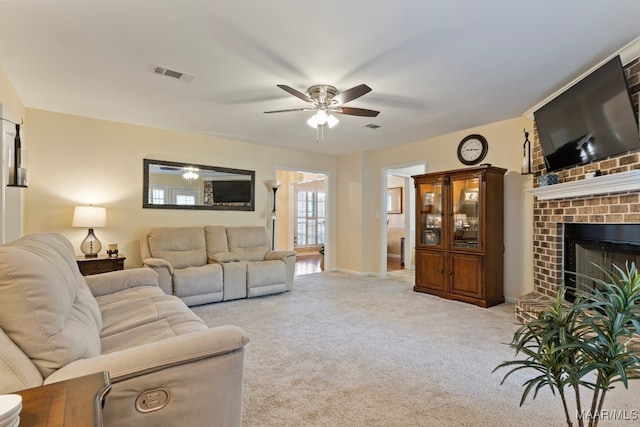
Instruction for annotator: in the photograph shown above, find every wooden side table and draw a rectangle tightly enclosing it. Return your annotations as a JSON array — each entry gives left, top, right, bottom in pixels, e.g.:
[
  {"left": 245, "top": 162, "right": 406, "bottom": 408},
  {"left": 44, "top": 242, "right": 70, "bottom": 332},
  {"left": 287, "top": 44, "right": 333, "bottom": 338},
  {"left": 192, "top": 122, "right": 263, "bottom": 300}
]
[
  {"left": 76, "top": 255, "right": 125, "bottom": 276},
  {"left": 14, "top": 371, "right": 111, "bottom": 427}
]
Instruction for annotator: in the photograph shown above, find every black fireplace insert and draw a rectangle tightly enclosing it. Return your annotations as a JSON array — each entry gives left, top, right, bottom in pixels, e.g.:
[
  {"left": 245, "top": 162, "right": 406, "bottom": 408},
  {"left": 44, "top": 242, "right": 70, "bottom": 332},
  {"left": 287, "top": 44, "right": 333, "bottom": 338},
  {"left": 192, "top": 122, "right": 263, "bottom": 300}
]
[{"left": 564, "top": 223, "right": 640, "bottom": 302}]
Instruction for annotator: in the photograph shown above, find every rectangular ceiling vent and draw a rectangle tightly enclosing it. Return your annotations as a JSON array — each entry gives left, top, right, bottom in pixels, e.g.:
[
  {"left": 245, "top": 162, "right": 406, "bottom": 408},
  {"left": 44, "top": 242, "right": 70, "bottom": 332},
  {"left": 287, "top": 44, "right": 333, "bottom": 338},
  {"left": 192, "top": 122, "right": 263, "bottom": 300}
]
[
  {"left": 364, "top": 123, "right": 382, "bottom": 130},
  {"left": 150, "top": 65, "right": 194, "bottom": 83}
]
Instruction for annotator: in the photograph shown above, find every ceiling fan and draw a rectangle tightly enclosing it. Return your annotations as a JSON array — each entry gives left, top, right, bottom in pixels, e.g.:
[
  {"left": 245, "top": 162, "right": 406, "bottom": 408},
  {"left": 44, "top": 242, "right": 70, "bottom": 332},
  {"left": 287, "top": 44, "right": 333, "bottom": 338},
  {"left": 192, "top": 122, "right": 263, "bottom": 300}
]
[{"left": 264, "top": 84, "right": 380, "bottom": 132}]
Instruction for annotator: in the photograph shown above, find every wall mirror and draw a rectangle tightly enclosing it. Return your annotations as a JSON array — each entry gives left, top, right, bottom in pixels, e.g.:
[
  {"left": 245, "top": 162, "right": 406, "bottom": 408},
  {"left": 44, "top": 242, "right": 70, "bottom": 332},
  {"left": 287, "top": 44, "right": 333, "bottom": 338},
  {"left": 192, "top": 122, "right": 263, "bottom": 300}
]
[
  {"left": 387, "top": 187, "right": 403, "bottom": 214},
  {"left": 143, "top": 159, "right": 255, "bottom": 211}
]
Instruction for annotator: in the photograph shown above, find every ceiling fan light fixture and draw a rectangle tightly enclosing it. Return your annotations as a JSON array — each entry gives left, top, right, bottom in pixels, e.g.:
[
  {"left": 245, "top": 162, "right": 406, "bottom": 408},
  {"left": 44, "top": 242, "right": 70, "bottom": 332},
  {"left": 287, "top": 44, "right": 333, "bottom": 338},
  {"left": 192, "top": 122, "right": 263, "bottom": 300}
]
[
  {"left": 182, "top": 167, "right": 199, "bottom": 182},
  {"left": 307, "top": 115, "right": 319, "bottom": 128},
  {"left": 307, "top": 110, "right": 339, "bottom": 129},
  {"left": 315, "top": 110, "right": 328, "bottom": 126}
]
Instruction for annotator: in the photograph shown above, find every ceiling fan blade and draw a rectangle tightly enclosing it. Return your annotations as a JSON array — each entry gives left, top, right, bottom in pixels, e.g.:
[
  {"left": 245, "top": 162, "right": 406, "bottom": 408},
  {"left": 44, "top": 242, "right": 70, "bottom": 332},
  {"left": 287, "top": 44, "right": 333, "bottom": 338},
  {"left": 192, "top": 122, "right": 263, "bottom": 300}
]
[
  {"left": 264, "top": 108, "right": 313, "bottom": 114},
  {"left": 332, "top": 84, "right": 372, "bottom": 104},
  {"left": 335, "top": 106, "right": 380, "bottom": 117},
  {"left": 277, "top": 84, "right": 313, "bottom": 103}
]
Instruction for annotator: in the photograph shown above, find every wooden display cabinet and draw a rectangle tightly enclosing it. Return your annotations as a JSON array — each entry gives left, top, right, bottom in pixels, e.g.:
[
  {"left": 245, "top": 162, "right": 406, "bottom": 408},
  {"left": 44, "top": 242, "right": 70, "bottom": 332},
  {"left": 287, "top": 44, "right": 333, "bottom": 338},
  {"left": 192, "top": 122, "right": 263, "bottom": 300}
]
[{"left": 412, "top": 165, "right": 506, "bottom": 307}]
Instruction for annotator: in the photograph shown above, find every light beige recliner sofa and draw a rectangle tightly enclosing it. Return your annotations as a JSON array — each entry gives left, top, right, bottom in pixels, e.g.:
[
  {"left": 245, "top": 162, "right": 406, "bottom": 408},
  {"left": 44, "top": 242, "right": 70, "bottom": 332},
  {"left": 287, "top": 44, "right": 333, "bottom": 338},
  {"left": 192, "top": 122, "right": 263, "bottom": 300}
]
[
  {"left": 0, "top": 233, "right": 249, "bottom": 427},
  {"left": 140, "top": 226, "right": 296, "bottom": 306}
]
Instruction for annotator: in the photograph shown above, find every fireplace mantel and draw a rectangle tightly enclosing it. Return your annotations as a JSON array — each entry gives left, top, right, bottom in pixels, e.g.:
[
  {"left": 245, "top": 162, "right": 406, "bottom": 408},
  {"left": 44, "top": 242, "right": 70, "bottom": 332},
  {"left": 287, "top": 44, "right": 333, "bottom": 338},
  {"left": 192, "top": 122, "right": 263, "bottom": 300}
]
[{"left": 526, "top": 170, "right": 640, "bottom": 200}]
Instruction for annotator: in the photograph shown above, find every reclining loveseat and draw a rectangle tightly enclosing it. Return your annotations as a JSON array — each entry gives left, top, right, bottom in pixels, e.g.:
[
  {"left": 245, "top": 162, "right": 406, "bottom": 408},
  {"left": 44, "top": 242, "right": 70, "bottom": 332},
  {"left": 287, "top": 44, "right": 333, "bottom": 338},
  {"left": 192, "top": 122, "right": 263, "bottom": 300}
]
[
  {"left": 0, "top": 233, "right": 249, "bottom": 427},
  {"left": 140, "top": 226, "right": 296, "bottom": 306}
]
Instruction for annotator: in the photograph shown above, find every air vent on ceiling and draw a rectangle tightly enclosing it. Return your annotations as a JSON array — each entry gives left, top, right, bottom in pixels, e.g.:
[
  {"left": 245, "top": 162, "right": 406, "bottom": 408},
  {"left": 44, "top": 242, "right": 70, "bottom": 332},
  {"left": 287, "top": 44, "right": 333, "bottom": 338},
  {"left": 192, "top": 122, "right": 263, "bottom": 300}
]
[
  {"left": 364, "top": 123, "right": 382, "bottom": 130},
  {"left": 150, "top": 65, "right": 194, "bottom": 83}
]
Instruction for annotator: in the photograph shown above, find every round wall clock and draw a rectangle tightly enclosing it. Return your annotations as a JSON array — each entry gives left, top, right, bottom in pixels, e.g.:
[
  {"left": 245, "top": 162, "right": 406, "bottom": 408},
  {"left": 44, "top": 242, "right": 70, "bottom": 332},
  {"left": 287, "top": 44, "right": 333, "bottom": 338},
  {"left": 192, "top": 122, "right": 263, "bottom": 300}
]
[{"left": 457, "top": 134, "right": 488, "bottom": 165}]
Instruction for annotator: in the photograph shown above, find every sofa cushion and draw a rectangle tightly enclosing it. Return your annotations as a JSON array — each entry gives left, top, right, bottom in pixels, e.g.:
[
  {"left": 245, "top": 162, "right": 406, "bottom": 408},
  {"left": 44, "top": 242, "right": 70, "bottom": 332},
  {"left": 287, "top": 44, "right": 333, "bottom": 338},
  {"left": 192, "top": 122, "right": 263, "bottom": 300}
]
[
  {"left": 0, "top": 233, "right": 102, "bottom": 378},
  {"left": 148, "top": 227, "right": 207, "bottom": 269},
  {"left": 0, "top": 328, "right": 44, "bottom": 393},
  {"left": 226, "top": 226, "right": 270, "bottom": 261},
  {"left": 95, "top": 286, "right": 209, "bottom": 354},
  {"left": 172, "top": 263, "right": 223, "bottom": 297},
  {"left": 204, "top": 225, "right": 230, "bottom": 257}
]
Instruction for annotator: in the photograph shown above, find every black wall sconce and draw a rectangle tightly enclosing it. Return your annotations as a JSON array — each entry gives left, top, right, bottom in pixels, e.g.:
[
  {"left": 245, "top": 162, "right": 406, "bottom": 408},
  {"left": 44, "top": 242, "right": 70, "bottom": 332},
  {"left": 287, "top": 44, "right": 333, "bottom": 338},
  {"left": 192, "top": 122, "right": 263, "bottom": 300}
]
[
  {"left": 1, "top": 117, "right": 27, "bottom": 187},
  {"left": 521, "top": 128, "right": 532, "bottom": 175}
]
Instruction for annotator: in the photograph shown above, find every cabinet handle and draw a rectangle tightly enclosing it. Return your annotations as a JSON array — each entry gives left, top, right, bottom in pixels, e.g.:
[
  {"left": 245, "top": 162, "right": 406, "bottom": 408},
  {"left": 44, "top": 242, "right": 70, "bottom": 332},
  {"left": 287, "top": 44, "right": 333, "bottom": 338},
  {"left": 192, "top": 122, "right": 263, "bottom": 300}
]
[
  {"left": 449, "top": 271, "right": 453, "bottom": 276},
  {"left": 440, "top": 268, "right": 444, "bottom": 274}
]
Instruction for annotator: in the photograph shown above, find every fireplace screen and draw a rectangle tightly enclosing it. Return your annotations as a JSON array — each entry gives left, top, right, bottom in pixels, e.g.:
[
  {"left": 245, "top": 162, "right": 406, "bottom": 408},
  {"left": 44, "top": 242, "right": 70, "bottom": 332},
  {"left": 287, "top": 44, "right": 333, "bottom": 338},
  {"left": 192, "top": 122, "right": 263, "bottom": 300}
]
[{"left": 564, "top": 224, "right": 640, "bottom": 301}]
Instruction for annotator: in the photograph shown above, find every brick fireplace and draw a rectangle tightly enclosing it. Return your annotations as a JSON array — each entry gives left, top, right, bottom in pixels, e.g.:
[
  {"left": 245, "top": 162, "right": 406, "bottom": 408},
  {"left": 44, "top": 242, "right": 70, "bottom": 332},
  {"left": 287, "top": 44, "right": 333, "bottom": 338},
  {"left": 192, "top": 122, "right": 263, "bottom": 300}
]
[{"left": 515, "top": 57, "right": 640, "bottom": 323}]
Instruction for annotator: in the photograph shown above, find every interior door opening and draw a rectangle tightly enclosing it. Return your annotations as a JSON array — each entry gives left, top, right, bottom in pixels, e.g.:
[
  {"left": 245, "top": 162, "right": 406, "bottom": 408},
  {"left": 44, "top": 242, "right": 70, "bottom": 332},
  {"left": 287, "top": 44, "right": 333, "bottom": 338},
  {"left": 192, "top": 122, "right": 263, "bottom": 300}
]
[
  {"left": 274, "top": 169, "right": 329, "bottom": 275},
  {"left": 382, "top": 163, "right": 425, "bottom": 276}
]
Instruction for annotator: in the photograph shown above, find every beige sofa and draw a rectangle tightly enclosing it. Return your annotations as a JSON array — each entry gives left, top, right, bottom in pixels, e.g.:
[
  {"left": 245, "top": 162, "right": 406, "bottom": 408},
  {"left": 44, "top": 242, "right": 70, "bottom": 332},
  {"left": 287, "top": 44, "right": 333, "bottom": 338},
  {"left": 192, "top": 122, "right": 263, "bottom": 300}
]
[
  {"left": 0, "top": 233, "right": 249, "bottom": 427},
  {"left": 140, "top": 226, "right": 296, "bottom": 306}
]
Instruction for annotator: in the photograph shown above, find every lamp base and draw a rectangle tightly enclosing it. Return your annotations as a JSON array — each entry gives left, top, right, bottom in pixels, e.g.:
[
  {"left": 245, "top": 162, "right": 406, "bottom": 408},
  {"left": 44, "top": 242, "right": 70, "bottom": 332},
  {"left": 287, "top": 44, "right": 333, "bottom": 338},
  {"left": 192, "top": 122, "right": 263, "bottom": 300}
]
[{"left": 80, "top": 228, "right": 102, "bottom": 257}]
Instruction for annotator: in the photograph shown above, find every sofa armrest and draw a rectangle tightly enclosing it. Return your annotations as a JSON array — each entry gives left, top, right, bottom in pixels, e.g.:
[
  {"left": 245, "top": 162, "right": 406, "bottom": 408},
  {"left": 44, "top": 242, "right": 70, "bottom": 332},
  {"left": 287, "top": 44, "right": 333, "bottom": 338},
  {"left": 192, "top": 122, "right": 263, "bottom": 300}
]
[
  {"left": 265, "top": 250, "right": 296, "bottom": 261},
  {"left": 85, "top": 268, "right": 160, "bottom": 297},
  {"left": 208, "top": 251, "right": 239, "bottom": 263},
  {"left": 142, "top": 257, "right": 174, "bottom": 273},
  {"left": 44, "top": 325, "right": 250, "bottom": 384},
  {"left": 142, "top": 257, "right": 174, "bottom": 295},
  {"left": 265, "top": 251, "right": 296, "bottom": 291}
]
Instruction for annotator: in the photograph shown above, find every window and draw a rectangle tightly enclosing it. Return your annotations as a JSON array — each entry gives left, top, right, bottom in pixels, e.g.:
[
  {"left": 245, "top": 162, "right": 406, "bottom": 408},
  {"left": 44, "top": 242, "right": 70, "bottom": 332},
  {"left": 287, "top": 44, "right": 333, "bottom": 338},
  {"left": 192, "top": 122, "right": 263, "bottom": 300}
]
[
  {"left": 148, "top": 185, "right": 166, "bottom": 204},
  {"left": 296, "top": 190, "right": 325, "bottom": 247},
  {"left": 171, "top": 188, "right": 200, "bottom": 205}
]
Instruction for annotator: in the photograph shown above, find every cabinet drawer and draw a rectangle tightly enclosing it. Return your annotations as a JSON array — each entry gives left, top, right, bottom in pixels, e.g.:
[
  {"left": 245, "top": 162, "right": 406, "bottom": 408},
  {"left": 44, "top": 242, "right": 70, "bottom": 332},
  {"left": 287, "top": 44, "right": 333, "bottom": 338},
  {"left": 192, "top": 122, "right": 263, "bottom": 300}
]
[{"left": 77, "top": 256, "right": 125, "bottom": 276}]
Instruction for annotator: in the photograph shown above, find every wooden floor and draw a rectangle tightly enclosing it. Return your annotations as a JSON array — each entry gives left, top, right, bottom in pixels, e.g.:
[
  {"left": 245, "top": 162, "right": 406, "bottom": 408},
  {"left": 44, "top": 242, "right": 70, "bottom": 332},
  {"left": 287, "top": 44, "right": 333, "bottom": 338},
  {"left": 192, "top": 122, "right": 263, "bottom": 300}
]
[
  {"left": 387, "top": 256, "right": 403, "bottom": 272},
  {"left": 294, "top": 254, "right": 404, "bottom": 274},
  {"left": 295, "top": 254, "right": 322, "bottom": 275}
]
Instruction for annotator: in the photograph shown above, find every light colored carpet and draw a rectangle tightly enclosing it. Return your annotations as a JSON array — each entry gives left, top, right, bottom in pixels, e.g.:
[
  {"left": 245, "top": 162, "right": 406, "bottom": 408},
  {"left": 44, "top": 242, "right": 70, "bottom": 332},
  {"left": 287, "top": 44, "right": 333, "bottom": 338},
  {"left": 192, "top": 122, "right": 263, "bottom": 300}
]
[{"left": 192, "top": 272, "right": 639, "bottom": 426}]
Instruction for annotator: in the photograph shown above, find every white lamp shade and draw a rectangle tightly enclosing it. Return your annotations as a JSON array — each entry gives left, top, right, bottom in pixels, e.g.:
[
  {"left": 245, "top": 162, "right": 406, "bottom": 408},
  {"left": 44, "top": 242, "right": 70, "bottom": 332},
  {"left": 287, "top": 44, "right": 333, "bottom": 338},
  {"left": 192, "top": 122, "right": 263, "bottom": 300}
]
[
  {"left": 306, "top": 115, "right": 319, "bottom": 128},
  {"left": 327, "top": 114, "right": 339, "bottom": 128},
  {"left": 265, "top": 179, "right": 281, "bottom": 190},
  {"left": 72, "top": 206, "right": 107, "bottom": 228}
]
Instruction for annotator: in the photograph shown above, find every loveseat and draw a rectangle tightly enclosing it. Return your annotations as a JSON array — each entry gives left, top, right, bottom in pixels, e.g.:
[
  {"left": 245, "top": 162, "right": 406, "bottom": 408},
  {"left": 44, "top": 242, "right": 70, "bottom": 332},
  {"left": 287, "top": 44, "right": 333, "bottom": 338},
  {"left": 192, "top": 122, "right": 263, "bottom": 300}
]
[
  {"left": 140, "top": 226, "right": 296, "bottom": 306},
  {"left": 0, "top": 233, "right": 249, "bottom": 427}
]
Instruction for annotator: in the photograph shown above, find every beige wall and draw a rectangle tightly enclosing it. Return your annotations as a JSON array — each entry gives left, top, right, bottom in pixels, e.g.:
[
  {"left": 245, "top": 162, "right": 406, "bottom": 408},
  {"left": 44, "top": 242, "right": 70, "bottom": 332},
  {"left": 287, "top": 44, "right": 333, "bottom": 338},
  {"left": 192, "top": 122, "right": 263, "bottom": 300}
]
[
  {"left": 0, "top": 67, "right": 24, "bottom": 122},
  {"left": 22, "top": 108, "right": 337, "bottom": 268},
  {"left": 336, "top": 151, "right": 367, "bottom": 273}
]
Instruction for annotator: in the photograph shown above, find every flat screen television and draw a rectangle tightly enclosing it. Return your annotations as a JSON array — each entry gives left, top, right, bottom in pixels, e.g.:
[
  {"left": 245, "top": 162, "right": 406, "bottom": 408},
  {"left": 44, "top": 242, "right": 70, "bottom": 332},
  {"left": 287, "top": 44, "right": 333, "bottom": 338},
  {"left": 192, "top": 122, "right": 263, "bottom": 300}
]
[
  {"left": 211, "top": 180, "right": 252, "bottom": 203},
  {"left": 534, "top": 55, "right": 639, "bottom": 172}
]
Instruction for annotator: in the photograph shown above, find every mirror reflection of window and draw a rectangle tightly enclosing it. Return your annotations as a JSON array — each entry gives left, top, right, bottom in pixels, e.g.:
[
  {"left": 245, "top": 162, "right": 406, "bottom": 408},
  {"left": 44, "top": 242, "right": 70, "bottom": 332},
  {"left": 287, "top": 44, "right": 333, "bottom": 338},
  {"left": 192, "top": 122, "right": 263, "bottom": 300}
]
[
  {"left": 171, "top": 188, "right": 200, "bottom": 205},
  {"left": 149, "top": 186, "right": 166, "bottom": 204}
]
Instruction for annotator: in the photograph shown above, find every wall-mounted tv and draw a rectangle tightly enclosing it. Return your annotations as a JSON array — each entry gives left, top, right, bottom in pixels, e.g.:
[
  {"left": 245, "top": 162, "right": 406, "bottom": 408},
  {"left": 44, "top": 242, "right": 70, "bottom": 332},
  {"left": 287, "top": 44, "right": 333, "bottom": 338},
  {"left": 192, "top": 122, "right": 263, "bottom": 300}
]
[
  {"left": 211, "top": 180, "right": 252, "bottom": 203},
  {"left": 534, "top": 55, "right": 639, "bottom": 172}
]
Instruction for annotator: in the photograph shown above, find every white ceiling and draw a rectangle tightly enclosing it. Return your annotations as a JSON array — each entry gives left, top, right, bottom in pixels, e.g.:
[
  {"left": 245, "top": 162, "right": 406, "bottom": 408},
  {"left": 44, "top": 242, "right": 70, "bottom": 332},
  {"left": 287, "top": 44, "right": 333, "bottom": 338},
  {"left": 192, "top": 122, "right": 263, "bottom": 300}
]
[{"left": 1, "top": 1, "right": 639, "bottom": 157}]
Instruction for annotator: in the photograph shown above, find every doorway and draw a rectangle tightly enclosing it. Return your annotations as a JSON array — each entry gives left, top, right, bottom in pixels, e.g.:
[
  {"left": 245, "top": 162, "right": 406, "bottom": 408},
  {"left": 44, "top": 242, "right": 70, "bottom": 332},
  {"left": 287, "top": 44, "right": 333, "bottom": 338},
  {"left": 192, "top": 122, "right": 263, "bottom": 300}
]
[
  {"left": 381, "top": 163, "right": 426, "bottom": 276},
  {"left": 274, "top": 169, "right": 329, "bottom": 275}
]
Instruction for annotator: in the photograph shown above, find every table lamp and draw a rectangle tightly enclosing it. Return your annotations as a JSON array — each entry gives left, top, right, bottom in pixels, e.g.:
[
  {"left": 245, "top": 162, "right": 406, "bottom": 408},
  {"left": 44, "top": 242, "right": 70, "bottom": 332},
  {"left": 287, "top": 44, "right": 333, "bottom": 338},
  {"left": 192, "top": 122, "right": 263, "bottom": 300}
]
[{"left": 72, "top": 205, "right": 107, "bottom": 257}]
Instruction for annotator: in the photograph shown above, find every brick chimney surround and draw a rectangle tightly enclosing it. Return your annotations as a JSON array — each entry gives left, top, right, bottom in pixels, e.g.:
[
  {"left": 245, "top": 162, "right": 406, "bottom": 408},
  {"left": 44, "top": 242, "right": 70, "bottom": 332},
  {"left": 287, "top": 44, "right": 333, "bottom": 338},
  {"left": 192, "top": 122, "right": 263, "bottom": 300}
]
[{"left": 515, "top": 57, "right": 640, "bottom": 323}]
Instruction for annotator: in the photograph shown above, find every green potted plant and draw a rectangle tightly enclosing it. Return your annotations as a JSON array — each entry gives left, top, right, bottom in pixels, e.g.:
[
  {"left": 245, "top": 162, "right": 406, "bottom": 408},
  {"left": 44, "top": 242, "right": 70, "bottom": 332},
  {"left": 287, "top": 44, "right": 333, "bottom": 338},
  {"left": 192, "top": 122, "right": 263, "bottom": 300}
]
[{"left": 495, "top": 262, "right": 640, "bottom": 427}]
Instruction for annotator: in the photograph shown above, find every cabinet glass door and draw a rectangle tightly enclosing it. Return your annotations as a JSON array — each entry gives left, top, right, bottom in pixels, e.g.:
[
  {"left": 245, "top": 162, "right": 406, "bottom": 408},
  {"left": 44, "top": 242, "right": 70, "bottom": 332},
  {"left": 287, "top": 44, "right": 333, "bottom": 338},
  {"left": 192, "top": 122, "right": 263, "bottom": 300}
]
[
  {"left": 450, "top": 176, "right": 480, "bottom": 249},
  {"left": 419, "top": 181, "right": 443, "bottom": 247}
]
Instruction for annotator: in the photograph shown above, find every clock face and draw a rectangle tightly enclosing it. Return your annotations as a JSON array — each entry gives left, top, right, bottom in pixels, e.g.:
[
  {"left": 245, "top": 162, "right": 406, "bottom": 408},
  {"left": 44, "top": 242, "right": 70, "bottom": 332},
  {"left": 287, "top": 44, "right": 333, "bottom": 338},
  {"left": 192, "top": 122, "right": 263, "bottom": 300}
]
[{"left": 457, "top": 134, "right": 488, "bottom": 165}]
